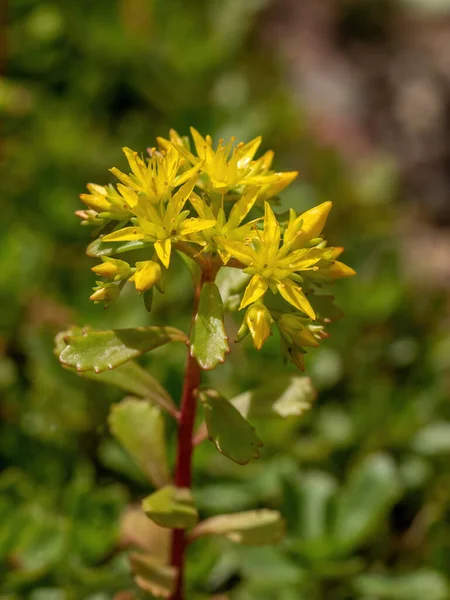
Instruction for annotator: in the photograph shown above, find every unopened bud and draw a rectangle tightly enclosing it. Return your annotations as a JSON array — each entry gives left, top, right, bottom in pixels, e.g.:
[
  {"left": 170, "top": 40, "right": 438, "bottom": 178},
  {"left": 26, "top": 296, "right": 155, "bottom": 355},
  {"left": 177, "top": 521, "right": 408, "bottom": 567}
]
[
  {"left": 91, "top": 257, "right": 131, "bottom": 280},
  {"left": 129, "top": 260, "right": 162, "bottom": 293},
  {"left": 278, "top": 313, "right": 319, "bottom": 348},
  {"left": 245, "top": 303, "right": 273, "bottom": 350},
  {"left": 89, "top": 282, "right": 121, "bottom": 308}
]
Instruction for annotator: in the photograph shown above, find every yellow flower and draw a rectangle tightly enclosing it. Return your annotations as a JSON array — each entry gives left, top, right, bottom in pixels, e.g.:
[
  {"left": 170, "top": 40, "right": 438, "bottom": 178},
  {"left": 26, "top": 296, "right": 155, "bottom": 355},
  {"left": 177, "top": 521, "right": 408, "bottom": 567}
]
[
  {"left": 174, "top": 127, "right": 298, "bottom": 195},
  {"left": 111, "top": 146, "right": 201, "bottom": 204},
  {"left": 244, "top": 303, "right": 273, "bottom": 350},
  {"left": 221, "top": 201, "right": 354, "bottom": 318},
  {"left": 189, "top": 186, "right": 261, "bottom": 262},
  {"left": 129, "top": 261, "right": 161, "bottom": 293},
  {"left": 101, "top": 177, "right": 215, "bottom": 268}
]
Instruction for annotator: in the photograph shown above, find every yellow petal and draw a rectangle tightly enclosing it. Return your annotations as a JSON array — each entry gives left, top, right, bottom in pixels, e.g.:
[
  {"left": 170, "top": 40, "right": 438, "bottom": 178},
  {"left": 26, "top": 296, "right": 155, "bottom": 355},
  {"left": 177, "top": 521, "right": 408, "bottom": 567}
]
[
  {"left": 130, "top": 260, "right": 161, "bottom": 292},
  {"left": 80, "top": 193, "right": 111, "bottom": 213},
  {"left": 220, "top": 240, "right": 256, "bottom": 267},
  {"left": 190, "top": 127, "right": 208, "bottom": 158},
  {"left": 276, "top": 279, "right": 316, "bottom": 319},
  {"left": 237, "top": 136, "right": 262, "bottom": 168},
  {"left": 262, "top": 171, "right": 298, "bottom": 198},
  {"left": 239, "top": 275, "right": 268, "bottom": 310},
  {"left": 167, "top": 175, "right": 198, "bottom": 221},
  {"left": 245, "top": 303, "right": 272, "bottom": 350},
  {"left": 102, "top": 227, "right": 147, "bottom": 242},
  {"left": 293, "top": 201, "right": 332, "bottom": 248},
  {"left": 154, "top": 238, "right": 172, "bottom": 268},
  {"left": 179, "top": 218, "right": 216, "bottom": 235},
  {"left": 324, "top": 261, "right": 356, "bottom": 279},
  {"left": 189, "top": 192, "right": 215, "bottom": 220},
  {"left": 117, "top": 184, "right": 139, "bottom": 208},
  {"left": 228, "top": 187, "right": 259, "bottom": 228},
  {"left": 263, "top": 201, "right": 281, "bottom": 254}
]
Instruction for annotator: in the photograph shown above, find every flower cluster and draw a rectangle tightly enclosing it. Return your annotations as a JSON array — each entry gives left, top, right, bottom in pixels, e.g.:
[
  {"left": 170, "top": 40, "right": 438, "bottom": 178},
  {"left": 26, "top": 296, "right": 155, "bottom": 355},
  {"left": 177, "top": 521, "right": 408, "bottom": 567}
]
[{"left": 78, "top": 128, "right": 355, "bottom": 370}]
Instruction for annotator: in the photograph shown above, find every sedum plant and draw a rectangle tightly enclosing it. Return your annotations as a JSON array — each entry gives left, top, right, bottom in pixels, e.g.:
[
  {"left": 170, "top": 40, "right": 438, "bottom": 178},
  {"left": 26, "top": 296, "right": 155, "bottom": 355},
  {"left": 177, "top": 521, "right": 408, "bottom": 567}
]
[{"left": 56, "top": 128, "right": 354, "bottom": 599}]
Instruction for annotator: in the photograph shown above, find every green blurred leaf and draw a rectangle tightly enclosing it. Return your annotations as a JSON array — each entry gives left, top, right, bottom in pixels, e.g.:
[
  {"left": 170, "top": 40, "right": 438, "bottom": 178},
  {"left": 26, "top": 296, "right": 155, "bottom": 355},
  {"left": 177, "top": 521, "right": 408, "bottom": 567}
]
[
  {"left": 412, "top": 422, "right": 450, "bottom": 456},
  {"left": 142, "top": 485, "right": 198, "bottom": 529},
  {"left": 354, "top": 569, "right": 449, "bottom": 600},
  {"left": 190, "top": 282, "right": 230, "bottom": 370},
  {"left": 332, "top": 454, "right": 401, "bottom": 552},
  {"left": 129, "top": 552, "right": 177, "bottom": 598},
  {"left": 191, "top": 510, "right": 284, "bottom": 545},
  {"left": 59, "top": 326, "right": 186, "bottom": 373},
  {"left": 231, "top": 376, "right": 316, "bottom": 419},
  {"left": 199, "top": 388, "right": 263, "bottom": 465},
  {"left": 109, "top": 398, "right": 170, "bottom": 487}
]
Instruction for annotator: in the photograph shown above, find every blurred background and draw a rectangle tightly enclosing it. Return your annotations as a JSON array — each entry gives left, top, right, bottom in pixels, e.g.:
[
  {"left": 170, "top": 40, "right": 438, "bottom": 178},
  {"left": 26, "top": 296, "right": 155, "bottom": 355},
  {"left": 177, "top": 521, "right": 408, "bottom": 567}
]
[{"left": 2, "top": 0, "right": 450, "bottom": 598}]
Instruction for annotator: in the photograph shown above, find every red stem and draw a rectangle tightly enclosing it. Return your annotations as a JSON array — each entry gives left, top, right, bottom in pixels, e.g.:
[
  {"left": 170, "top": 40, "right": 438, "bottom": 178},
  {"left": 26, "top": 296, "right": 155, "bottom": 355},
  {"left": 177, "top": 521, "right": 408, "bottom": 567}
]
[{"left": 169, "top": 277, "right": 203, "bottom": 600}]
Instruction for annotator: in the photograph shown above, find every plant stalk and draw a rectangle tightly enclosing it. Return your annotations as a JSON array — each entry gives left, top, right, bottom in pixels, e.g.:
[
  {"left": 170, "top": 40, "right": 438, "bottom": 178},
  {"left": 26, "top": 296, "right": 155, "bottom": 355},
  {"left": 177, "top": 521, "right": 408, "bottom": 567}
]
[{"left": 169, "top": 274, "right": 204, "bottom": 600}]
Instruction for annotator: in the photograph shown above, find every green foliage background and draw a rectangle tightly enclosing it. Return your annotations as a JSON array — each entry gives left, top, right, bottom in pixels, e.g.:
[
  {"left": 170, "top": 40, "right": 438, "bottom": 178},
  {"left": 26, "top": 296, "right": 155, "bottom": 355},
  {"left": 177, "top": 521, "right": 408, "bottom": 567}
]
[{"left": 2, "top": 0, "right": 450, "bottom": 598}]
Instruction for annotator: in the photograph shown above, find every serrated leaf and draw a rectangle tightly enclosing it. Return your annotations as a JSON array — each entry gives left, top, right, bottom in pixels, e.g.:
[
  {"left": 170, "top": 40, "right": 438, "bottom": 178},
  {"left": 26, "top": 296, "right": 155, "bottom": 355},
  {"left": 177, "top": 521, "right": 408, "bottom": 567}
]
[
  {"left": 59, "top": 326, "right": 186, "bottom": 373},
  {"left": 353, "top": 570, "right": 449, "bottom": 600},
  {"left": 109, "top": 398, "right": 170, "bottom": 488},
  {"left": 332, "top": 454, "right": 401, "bottom": 552},
  {"left": 231, "top": 376, "right": 316, "bottom": 419},
  {"left": 86, "top": 237, "right": 154, "bottom": 257},
  {"left": 199, "top": 388, "right": 263, "bottom": 465},
  {"left": 190, "top": 282, "right": 230, "bottom": 370},
  {"left": 129, "top": 552, "right": 176, "bottom": 599},
  {"left": 142, "top": 485, "right": 198, "bottom": 529},
  {"left": 190, "top": 510, "right": 284, "bottom": 545},
  {"left": 56, "top": 331, "right": 176, "bottom": 414}
]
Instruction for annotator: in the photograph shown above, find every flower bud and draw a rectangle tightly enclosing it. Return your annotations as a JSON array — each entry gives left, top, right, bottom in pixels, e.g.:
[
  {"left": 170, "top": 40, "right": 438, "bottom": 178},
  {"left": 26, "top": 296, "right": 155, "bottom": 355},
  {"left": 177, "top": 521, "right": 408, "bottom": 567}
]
[
  {"left": 129, "top": 260, "right": 162, "bottom": 293},
  {"left": 280, "top": 337, "right": 306, "bottom": 371},
  {"left": 91, "top": 257, "right": 131, "bottom": 280},
  {"left": 277, "top": 313, "right": 319, "bottom": 348},
  {"left": 89, "top": 282, "right": 121, "bottom": 308},
  {"left": 245, "top": 303, "right": 273, "bottom": 350}
]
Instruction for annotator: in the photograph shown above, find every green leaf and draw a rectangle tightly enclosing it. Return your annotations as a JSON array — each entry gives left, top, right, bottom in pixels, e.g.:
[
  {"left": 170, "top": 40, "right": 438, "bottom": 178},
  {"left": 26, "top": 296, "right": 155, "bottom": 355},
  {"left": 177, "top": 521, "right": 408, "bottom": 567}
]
[
  {"left": 190, "top": 510, "right": 284, "bottom": 545},
  {"left": 86, "top": 237, "right": 154, "bottom": 257},
  {"left": 353, "top": 570, "right": 449, "bottom": 600},
  {"left": 56, "top": 328, "right": 176, "bottom": 414},
  {"left": 412, "top": 422, "right": 450, "bottom": 455},
  {"left": 129, "top": 552, "right": 177, "bottom": 599},
  {"left": 231, "top": 376, "right": 316, "bottom": 419},
  {"left": 216, "top": 266, "right": 251, "bottom": 310},
  {"left": 59, "top": 326, "right": 186, "bottom": 373},
  {"left": 190, "top": 282, "right": 230, "bottom": 370},
  {"left": 199, "top": 388, "right": 263, "bottom": 465},
  {"left": 142, "top": 485, "right": 198, "bottom": 529},
  {"left": 332, "top": 454, "right": 401, "bottom": 552},
  {"left": 109, "top": 398, "right": 170, "bottom": 488}
]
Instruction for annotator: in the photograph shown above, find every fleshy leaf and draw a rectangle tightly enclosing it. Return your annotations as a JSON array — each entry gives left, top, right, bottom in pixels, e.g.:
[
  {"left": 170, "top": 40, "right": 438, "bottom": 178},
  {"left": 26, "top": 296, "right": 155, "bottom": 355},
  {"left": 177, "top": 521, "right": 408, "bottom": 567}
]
[
  {"left": 190, "top": 510, "right": 284, "bottom": 545},
  {"left": 198, "top": 388, "right": 263, "bottom": 465},
  {"left": 231, "top": 376, "right": 316, "bottom": 419},
  {"left": 55, "top": 330, "right": 176, "bottom": 414},
  {"left": 129, "top": 552, "right": 177, "bottom": 599},
  {"left": 59, "top": 326, "right": 186, "bottom": 373},
  {"left": 332, "top": 454, "right": 401, "bottom": 552},
  {"left": 353, "top": 570, "right": 449, "bottom": 600},
  {"left": 142, "top": 485, "right": 198, "bottom": 529},
  {"left": 109, "top": 398, "right": 170, "bottom": 488},
  {"left": 190, "top": 282, "right": 230, "bottom": 370},
  {"left": 86, "top": 237, "right": 154, "bottom": 257}
]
